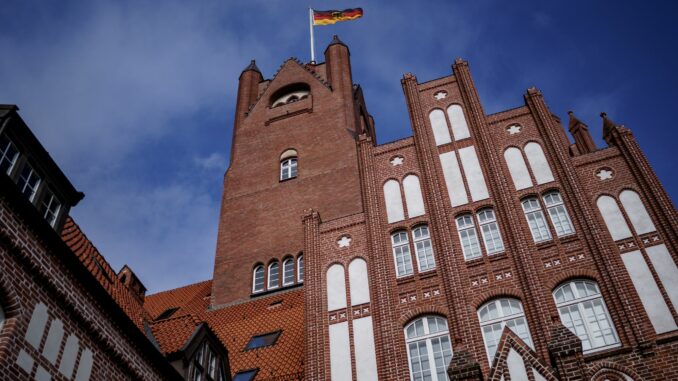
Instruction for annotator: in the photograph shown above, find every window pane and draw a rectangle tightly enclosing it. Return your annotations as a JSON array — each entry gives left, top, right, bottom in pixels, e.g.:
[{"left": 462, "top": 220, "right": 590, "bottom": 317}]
[
  {"left": 233, "top": 369, "right": 258, "bottom": 381},
  {"left": 268, "top": 263, "right": 279, "bottom": 289},
  {"left": 0, "top": 136, "right": 19, "bottom": 176},
  {"left": 414, "top": 227, "right": 436, "bottom": 272},
  {"left": 246, "top": 331, "right": 281, "bottom": 350},
  {"left": 408, "top": 341, "right": 432, "bottom": 381},
  {"left": 526, "top": 210, "right": 551, "bottom": 242},
  {"left": 297, "top": 256, "right": 304, "bottom": 282},
  {"left": 17, "top": 164, "right": 41, "bottom": 202},
  {"left": 480, "top": 220, "right": 504, "bottom": 254},
  {"left": 458, "top": 226, "right": 481, "bottom": 260},
  {"left": 393, "top": 232, "right": 414, "bottom": 277},
  {"left": 253, "top": 267, "right": 265, "bottom": 292},
  {"left": 283, "top": 259, "right": 295, "bottom": 285}
]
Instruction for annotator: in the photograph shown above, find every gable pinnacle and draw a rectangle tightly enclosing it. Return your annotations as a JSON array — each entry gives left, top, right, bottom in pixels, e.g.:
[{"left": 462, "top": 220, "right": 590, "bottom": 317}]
[
  {"left": 242, "top": 60, "right": 261, "bottom": 74},
  {"left": 600, "top": 112, "right": 617, "bottom": 133},
  {"left": 567, "top": 110, "right": 587, "bottom": 131}
]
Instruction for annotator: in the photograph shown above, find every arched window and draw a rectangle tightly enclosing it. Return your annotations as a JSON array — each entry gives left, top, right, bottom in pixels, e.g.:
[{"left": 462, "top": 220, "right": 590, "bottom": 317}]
[
  {"left": 477, "top": 209, "right": 504, "bottom": 254},
  {"left": 404, "top": 316, "right": 453, "bottom": 381},
  {"left": 596, "top": 195, "right": 632, "bottom": 241},
  {"left": 384, "top": 180, "right": 405, "bottom": 223},
  {"left": 522, "top": 197, "right": 552, "bottom": 242},
  {"left": 543, "top": 191, "right": 574, "bottom": 237},
  {"left": 619, "top": 190, "right": 656, "bottom": 235},
  {"left": 348, "top": 258, "right": 371, "bottom": 306},
  {"left": 297, "top": 255, "right": 304, "bottom": 282},
  {"left": 326, "top": 264, "right": 347, "bottom": 311},
  {"left": 403, "top": 175, "right": 426, "bottom": 218},
  {"left": 524, "top": 142, "right": 554, "bottom": 184},
  {"left": 283, "top": 258, "right": 295, "bottom": 286},
  {"left": 456, "top": 214, "right": 481, "bottom": 260},
  {"left": 504, "top": 147, "right": 533, "bottom": 190},
  {"left": 429, "top": 109, "right": 452, "bottom": 146},
  {"left": 413, "top": 225, "right": 436, "bottom": 272},
  {"left": 553, "top": 280, "right": 619, "bottom": 352},
  {"left": 280, "top": 158, "right": 298, "bottom": 180},
  {"left": 267, "top": 262, "right": 279, "bottom": 290},
  {"left": 478, "top": 298, "right": 532, "bottom": 361},
  {"left": 391, "top": 231, "right": 414, "bottom": 277},
  {"left": 270, "top": 84, "right": 310, "bottom": 107},
  {"left": 252, "top": 265, "right": 265, "bottom": 293},
  {"left": 447, "top": 104, "right": 471, "bottom": 141}
]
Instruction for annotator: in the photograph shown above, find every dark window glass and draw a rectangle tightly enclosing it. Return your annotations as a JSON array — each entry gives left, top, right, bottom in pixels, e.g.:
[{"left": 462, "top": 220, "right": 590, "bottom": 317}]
[
  {"left": 0, "top": 135, "right": 19, "bottom": 176},
  {"left": 233, "top": 369, "right": 258, "bottom": 381},
  {"left": 245, "top": 331, "right": 281, "bottom": 350},
  {"left": 155, "top": 307, "right": 179, "bottom": 320}
]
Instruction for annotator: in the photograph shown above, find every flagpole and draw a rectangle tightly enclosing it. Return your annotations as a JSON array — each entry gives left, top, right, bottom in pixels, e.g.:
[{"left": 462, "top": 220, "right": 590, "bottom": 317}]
[{"left": 309, "top": 7, "right": 316, "bottom": 63}]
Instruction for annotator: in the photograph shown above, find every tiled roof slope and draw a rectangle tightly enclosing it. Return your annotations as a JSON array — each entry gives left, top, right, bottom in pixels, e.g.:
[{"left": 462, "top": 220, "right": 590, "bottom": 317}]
[
  {"left": 61, "top": 217, "right": 151, "bottom": 330},
  {"left": 145, "top": 283, "right": 305, "bottom": 380}
]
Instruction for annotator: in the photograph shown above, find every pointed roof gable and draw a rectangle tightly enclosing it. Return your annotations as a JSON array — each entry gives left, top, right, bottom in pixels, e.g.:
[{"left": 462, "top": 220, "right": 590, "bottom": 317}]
[{"left": 488, "top": 327, "right": 559, "bottom": 381}]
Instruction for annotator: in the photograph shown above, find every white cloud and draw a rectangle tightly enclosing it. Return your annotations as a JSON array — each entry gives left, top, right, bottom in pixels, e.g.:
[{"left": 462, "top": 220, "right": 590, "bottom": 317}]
[{"left": 194, "top": 152, "right": 227, "bottom": 171}]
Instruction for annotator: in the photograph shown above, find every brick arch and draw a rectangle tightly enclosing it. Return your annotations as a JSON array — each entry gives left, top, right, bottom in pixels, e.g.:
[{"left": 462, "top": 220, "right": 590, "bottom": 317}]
[
  {"left": 388, "top": 224, "right": 410, "bottom": 235},
  {"left": 398, "top": 305, "right": 449, "bottom": 326},
  {"left": 0, "top": 273, "right": 22, "bottom": 356},
  {"left": 401, "top": 171, "right": 422, "bottom": 181},
  {"left": 381, "top": 177, "right": 401, "bottom": 187},
  {"left": 472, "top": 203, "right": 496, "bottom": 213},
  {"left": 522, "top": 139, "right": 547, "bottom": 149},
  {"left": 472, "top": 287, "right": 525, "bottom": 310},
  {"left": 545, "top": 268, "right": 600, "bottom": 291},
  {"left": 539, "top": 186, "right": 562, "bottom": 196},
  {"left": 588, "top": 361, "right": 643, "bottom": 381}
]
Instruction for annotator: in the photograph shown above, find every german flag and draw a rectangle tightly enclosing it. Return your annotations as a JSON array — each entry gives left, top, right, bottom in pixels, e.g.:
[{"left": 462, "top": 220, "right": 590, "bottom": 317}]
[{"left": 313, "top": 8, "right": 363, "bottom": 26}]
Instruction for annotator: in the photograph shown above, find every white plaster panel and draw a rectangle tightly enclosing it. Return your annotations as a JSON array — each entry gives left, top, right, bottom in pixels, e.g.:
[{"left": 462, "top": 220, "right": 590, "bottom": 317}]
[
  {"left": 42, "top": 319, "right": 64, "bottom": 364},
  {"left": 348, "top": 259, "right": 370, "bottom": 306},
  {"left": 647, "top": 244, "right": 678, "bottom": 311},
  {"left": 458, "top": 146, "right": 489, "bottom": 201},
  {"left": 329, "top": 322, "right": 353, "bottom": 381},
  {"left": 327, "top": 264, "right": 347, "bottom": 312},
  {"left": 621, "top": 250, "right": 677, "bottom": 333},
  {"left": 35, "top": 366, "right": 51, "bottom": 381},
  {"left": 59, "top": 335, "right": 80, "bottom": 379},
  {"left": 533, "top": 368, "right": 548, "bottom": 381},
  {"left": 596, "top": 196, "right": 632, "bottom": 241},
  {"left": 16, "top": 349, "right": 34, "bottom": 373},
  {"left": 439, "top": 151, "right": 469, "bottom": 206},
  {"left": 403, "top": 175, "right": 426, "bottom": 218},
  {"left": 429, "top": 109, "right": 452, "bottom": 146},
  {"left": 619, "top": 190, "right": 656, "bottom": 235},
  {"left": 353, "top": 317, "right": 378, "bottom": 381},
  {"left": 447, "top": 104, "right": 471, "bottom": 140},
  {"left": 504, "top": 148, "right": 533, "bottom": 190},
  {"left": 383, "top": 180, "right": 405, "bottom": 223},
  {"left": 75, "top": 348, "right": 93, "bottom": 381},
  {"left": 507, "top": 349, "right": 529, "bottom": 381},
  {"left": 524, "top": 143, "right": 554, "bottom": 184},
  {"left": 25, "top": 302, "right": 49, "bottom": 349}
]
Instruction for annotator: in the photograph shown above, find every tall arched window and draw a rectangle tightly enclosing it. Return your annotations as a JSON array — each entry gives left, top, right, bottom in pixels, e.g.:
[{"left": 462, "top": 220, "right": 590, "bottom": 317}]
[
  {"left": 429, "top": 109, "right": 452, "bottom": 146},
  {"left": 403, "top": 175, "right": 426, "bottom": 218},
  {"left": 477, "top": 209, "right": 504, "bottom": 254},
  {"left": 456, "top": 214, "right": 481, "bottom": 260},
  {"left": 404, "top": 316, "right": 453, "bottom": 381},
  {"left": 478, "top": 298, "right": 532, "bottom": 361},
  {"left": 524, "top": 142, "right": 554, "bottom": 184},
  {"left": 521, "top": 197, "right": 552, "bottom": 242},
  {"left": 252, "top": 265, "right": 265, "bottom": 293},
  {"left": 543, "top": 191, "right": 574, "bottom": 237},
  {"left": 391, "top": 231, "right": 414, "bottom": 277},
  {"left": 283, "top": 258, "right": 295, "bottom": 286},
  {"left": 447, "top": 104, "right": 471, "bottom": 141},
  {"left": 297, "top": 255, "right": 304, "bottom": 282},
  {"left": 280, "top": 158, "right": 298, "bottom": 180},
  {"left": 413, "top": 225, "right": 436, "bottom": 272},
  {"left": 268, "top": 262, "right": 279, "bottom": 290},
  {"left": 619, "top": 190, "right": 656, "bottom": 235},
  {"left": 596, "top": 195, "right": 632, "bottom": 241},
  {"left": 553, "top": 280, "right": 619, "bottom": 352},
  {"left": 384, "top": 180, "right": 405, "bottom": 223},
  {"left": 504, "top": 147, "right": 533, "bottom": 190}
]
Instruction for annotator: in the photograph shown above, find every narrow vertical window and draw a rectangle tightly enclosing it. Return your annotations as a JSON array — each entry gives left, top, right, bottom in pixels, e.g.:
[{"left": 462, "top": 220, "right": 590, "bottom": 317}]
[
  {"left": 297, "top": 255, "right": 304, "bottom": 282},
  {"left": 384, "top": 180, "right": 405, "bottom": 223},
  {"left": 447, "top": 104, "right": 471, "bottom": 141},
  {"left": 429, "top": 109, "right": 452, "bottom": 146},
  {"left": 413, "top": 225, "right": 436, "bottom": 272},
  {"left": 553, "top": 280, "right": 619, "bottom": 352},
  {"left": 283, "top": 258, "right": 295, "bottom": 286},
  {"left": 252, "top": 265, "right": 265, "bottom": 293},
  {"left": 456, "top": 214, "right": 481, "bottom": 260},
  {"left": 619, "top": 190, "right": 656, "bottom": 235},
  {"left": 404, "top": 316, "right": 453, "bottom": 381},
  {"left": 40, "top": 188, "right": 62, "bottom": 228},
  {"left": 391, "top": 231, "right": 414, "bottom": 277},
  {"left": 478, "top": 298, "right": 533, "bottom": 361},
  {"left": 280, "top": 157, "right": 298, "bottom": 180},
  {"left": 543, "top": 191, "right": 574, "bottom": 236},
  {"left": 477, "top": 209, "right": 504, "bottom": 254},
  {"left": 403, "top": 175, "right": 426, "bottom": 218},
  {"left": 267, "top": 262, "right": 279, "bottom": 290},
  {"left": 0, "top": 135, "right": 20, "bottom": 176},
  {"left": 17, "top": 163, "right": 41, "bottom": 202},
  {"left": 596, "top": 195, "right": 632, "bottom": 241},
  {"left": 522, "top": 198, "right": 552, "bottom": 242},
  {"left": 504, "top": 147, "right": 533, "bottom": 190},
  {"left": 524, "top": 142, "right": 554, "bottom": 184}
]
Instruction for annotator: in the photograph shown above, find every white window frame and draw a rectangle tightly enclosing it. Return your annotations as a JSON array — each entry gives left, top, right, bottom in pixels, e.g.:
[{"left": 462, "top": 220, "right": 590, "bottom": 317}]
[
  {"left": 267, "top": 262, "right": 279, "bottom": 290},
  {"left": 282, "top": 258, "right": 295, "bottom": 286},
  {"left": 404, "top": 316, "right": 453, "bottom": 381},
  {"left": 280, "top": 157, "right": 298, "bottom": 180},
  {"left": 297, "top": 255, "right": 304, "bottom": 283},
  {"left": 391, "top": 231, "right": 414, "bottom": 277},
  {"left": 252, "top": 265, "right": 265, "bottom": 293},
  {"left": 17, "top": 163, "right": 41, "bottom": 202},
  {"left": 543, "top": 191, "right": 575, "bottom": 237},
  {"left": 478, "top": 298, "right": 533, "bottom": 362},
  {"left": 476, "top": 208, "right": 504, "bottom": 255},
  {"left": 0, "top": 135, "right": 20, "bottom": 176},
  {"left": 553, "top": 280, "right": 620, "bottom": 353},
  {"left": 413, "top": 225, "right": 436, "bottom": 272},
  {"left": 456, "top": 214, "right": 482, "bottom": 260},
  {"left": 521, "top": 197, "right": 552, "bottom": 242},
  {"left": 41, "top": 188, "right": 62, "bottom": 228}
]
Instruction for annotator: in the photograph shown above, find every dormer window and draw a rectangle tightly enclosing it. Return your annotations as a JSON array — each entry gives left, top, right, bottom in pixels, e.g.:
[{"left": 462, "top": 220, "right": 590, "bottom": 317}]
[
  {"left": 270, "top": 83, "right": 310, "bottom": 108},
  {"left": 17, "top": 162, "right": 41, "bottom": 202},
  {"left": 40, "top": 187, "right": 62, "bottom": 228},
  {"left": 0, "top": 135, "right": 19, "bottom": 175}
]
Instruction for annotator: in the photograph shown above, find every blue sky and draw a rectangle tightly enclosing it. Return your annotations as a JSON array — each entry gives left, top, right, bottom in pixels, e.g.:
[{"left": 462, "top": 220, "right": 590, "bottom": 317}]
[{"left": 1, "top": 1, "right": 676, "bottom": 293}]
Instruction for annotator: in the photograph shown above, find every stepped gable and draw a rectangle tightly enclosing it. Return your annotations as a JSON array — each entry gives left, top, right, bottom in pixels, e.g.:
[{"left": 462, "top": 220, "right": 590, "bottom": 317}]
[{"left": 61, "top": 217, "right": 150, "bottom": 329}]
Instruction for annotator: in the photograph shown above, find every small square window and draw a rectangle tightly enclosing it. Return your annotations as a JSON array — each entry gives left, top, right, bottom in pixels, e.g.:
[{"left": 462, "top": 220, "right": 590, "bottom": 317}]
[
  {"left": 233, "top": 369, "right": 258, "bottom": 381},
  {"left": 245, "top": 331, "right": 281, "bottom": 350}
]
